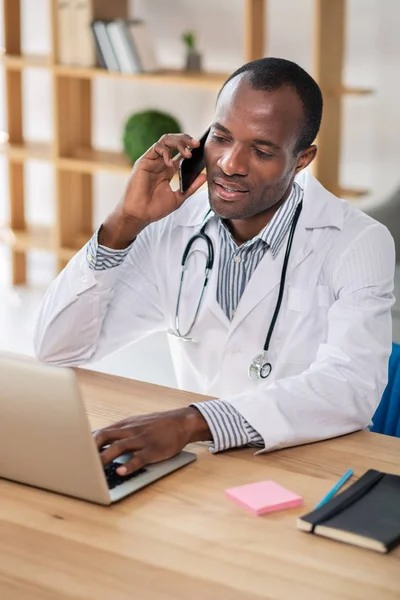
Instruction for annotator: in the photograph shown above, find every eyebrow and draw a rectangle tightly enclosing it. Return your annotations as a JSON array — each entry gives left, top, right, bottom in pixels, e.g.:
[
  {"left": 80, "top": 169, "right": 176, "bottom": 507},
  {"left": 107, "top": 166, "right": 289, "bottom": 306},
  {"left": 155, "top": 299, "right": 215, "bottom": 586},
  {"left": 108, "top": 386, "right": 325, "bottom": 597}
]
[{"left": 213, "top": 122, "right": 282, "bottom": 153}]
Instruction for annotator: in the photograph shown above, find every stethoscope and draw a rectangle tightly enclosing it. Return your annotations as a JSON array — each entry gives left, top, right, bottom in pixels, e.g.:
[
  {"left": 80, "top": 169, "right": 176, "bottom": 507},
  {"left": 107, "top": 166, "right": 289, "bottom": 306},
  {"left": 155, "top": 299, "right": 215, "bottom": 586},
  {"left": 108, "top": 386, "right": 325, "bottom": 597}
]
[{"left": 169, "top": 201, "right": 303, "bottom": 380}]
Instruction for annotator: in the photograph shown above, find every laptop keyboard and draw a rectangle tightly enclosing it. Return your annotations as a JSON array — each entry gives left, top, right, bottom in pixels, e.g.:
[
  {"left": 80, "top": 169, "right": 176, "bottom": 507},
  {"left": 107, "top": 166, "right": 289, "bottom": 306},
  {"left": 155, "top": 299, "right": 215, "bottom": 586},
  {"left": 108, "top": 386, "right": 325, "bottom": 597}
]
[{"left": 104, "top": 462, "right": 147, "bottom": 490}]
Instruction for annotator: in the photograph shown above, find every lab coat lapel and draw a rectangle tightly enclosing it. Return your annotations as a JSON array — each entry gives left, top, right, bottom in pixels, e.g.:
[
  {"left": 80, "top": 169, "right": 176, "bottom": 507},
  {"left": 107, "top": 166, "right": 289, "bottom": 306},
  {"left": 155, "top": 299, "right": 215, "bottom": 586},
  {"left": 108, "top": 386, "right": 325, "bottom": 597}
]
[
  {"left": 226, "top": 170, "right": 344, "bottom": 332},
  {"left": 229, "top": 217, "right": 313, "bottom": 330}
]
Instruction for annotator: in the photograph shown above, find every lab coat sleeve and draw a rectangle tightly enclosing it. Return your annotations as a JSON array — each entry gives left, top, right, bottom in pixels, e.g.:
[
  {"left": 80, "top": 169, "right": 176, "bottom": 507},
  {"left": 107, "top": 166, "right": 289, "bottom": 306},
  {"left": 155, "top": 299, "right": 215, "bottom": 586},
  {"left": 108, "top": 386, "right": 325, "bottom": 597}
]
[
  {"left": 34, "top": 226, "right": 165, "bottom": 366},
  {"left": 220, "top": 223, "right": 396, "bottom": 451}
]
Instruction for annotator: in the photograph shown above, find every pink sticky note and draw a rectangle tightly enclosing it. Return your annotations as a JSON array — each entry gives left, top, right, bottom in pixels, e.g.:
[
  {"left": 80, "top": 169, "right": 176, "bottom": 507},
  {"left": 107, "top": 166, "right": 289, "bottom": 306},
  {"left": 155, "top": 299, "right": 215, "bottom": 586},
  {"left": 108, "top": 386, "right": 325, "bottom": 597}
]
[{"left": 225, "top": 480, "right": 303, "bottom": 515}]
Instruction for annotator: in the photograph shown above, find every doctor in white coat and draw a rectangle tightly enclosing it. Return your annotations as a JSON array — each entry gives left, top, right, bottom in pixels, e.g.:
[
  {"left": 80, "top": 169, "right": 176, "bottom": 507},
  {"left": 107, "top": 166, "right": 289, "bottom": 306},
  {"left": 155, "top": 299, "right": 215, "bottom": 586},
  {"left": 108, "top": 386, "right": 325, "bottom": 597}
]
[{"left": 35, "top": 58, "right": 395, "bottom": 477}]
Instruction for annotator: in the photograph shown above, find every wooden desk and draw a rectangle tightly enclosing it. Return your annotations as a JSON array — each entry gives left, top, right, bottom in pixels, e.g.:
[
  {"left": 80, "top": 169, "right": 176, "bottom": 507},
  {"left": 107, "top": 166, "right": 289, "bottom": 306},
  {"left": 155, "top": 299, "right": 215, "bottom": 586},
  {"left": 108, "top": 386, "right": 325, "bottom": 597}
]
[{"left": 1, "top": 369, "right": 399, "bottom": 600}]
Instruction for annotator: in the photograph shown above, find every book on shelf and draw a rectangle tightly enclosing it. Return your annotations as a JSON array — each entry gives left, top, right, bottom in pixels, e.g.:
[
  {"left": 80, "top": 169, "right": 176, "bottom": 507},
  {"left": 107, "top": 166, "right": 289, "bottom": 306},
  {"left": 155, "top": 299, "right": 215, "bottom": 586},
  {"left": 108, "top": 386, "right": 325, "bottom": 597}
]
[
  {"left": 124, "top": 20, "right": 159, "bottom": 73},
  {"left": 57, "top": 0, "right": 96, "bottom": 66},
  {"left": 57, "top": 0, "right": 74, "bottom": 65},
  {"left": 73, "top": 0, "right": 96, "bottom": 67},
  {"left": 91, "top": 19, "right": 159, "bottom": 74},
  {"left": 106, "top": 20, "right": 141, "bottom": 74},
  {"left": 91, "top": 21, "right": 120, "bottom": 72},
  {"left": 56, "top": 0, "right": 127, "bottom": 68}
]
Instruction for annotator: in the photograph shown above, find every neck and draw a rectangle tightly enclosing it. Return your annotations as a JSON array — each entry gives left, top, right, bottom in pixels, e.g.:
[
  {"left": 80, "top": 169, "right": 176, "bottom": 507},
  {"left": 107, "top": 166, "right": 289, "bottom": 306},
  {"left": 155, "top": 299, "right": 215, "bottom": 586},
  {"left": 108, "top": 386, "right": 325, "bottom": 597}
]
[{"left": 225, "top": 184, "right": 293, "bottom": 246}]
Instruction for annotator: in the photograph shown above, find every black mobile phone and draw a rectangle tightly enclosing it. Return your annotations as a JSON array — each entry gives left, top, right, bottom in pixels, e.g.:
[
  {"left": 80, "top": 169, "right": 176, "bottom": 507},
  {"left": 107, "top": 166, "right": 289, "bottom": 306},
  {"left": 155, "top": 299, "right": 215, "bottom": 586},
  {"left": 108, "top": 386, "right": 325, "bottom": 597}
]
[{"left": 179, "top": 128, "right": 210, "bottom": 193}]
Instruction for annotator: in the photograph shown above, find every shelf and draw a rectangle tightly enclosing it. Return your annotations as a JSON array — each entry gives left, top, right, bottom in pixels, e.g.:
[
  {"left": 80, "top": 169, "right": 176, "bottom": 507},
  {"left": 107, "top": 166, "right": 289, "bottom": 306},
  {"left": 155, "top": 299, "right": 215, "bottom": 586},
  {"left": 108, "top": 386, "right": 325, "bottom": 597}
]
[
  {"left": 58, "top": 148, "right": 133, "bottom": 174},
  {"left": 0, "top": 224, "right": 87, "bottom": 261},
  {"left": 57, "top": 148, "right": 181, "bottom": 188},
  {"left": 54, "top": 65, "right": 229, "bottom": 89},
  {"left": 326, "top": 86, "right": 375, "bottom": 97},
  {"left": 1, "top": 52, "right": 227, "bottom": 89},
  {"left": 0, "top": 224, "right": 54, "bottom": 253},
  {"left": 1, "top": 53, "right": 52, "bottom": 69},
  {"left": 0, "top": 143, "right": 177, "bottom": 179},
  {"left": 338, "top": 187, "right": 370, "bottom": 199},
  {"left": 0, "top": 141, "right": 53, "bottom": 162},
  {"left": 340, "top": 87, "right": 374, "bottom": 96}
]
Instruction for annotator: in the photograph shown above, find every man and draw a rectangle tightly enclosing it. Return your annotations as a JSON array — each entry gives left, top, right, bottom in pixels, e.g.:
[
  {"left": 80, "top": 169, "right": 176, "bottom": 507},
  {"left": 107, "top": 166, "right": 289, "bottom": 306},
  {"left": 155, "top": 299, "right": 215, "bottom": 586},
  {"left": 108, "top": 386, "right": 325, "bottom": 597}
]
[{"left": 35, "top": 57, "right": 395, "bottom": 477}]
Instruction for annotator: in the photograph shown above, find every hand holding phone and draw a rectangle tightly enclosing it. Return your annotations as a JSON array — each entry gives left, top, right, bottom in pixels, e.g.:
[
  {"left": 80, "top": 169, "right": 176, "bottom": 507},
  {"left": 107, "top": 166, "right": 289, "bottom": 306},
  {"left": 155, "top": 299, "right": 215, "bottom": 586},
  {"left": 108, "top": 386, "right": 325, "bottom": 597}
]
[
  {"left": 179, "top": 127, "right": 210, "bottom": 193},
  {"left": 98, "top": 133, "right": 207, "bottom": 249}
]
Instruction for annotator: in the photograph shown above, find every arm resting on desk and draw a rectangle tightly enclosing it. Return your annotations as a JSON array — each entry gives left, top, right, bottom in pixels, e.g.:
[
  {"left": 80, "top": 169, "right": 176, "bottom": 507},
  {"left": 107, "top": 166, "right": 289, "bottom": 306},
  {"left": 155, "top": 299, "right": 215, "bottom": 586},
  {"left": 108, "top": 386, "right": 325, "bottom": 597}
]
[{"left": 35, "top": 230, "right": 264, "bottom": 452}]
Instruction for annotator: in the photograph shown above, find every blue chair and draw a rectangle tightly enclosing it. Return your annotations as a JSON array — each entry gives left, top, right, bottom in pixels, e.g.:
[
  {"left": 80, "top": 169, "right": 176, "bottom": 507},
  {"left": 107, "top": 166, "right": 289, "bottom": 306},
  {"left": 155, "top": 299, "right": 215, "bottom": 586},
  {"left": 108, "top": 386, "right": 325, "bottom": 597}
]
[{"left": 371, "top": 343, "right": 400, "bottom": 437}]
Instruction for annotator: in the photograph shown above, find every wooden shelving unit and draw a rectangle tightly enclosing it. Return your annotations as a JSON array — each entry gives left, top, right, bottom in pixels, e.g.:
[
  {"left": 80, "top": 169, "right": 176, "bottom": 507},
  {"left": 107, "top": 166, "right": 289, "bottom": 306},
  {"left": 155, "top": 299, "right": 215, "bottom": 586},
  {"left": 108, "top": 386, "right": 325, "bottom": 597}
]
[
  {"left": 1, "top": 0, "right": 372, "bottom": 285},
  {"left": 313, "top": 0, "right": 374, "bottom": 198}
]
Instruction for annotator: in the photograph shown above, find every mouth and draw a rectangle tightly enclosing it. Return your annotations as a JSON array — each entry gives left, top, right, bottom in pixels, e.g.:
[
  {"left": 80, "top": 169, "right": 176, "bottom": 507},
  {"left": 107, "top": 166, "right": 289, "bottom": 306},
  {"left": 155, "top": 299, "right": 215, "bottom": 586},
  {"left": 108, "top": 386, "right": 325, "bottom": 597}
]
[{"left": 212, "top": 179, "right": 249, "bottom": 201}]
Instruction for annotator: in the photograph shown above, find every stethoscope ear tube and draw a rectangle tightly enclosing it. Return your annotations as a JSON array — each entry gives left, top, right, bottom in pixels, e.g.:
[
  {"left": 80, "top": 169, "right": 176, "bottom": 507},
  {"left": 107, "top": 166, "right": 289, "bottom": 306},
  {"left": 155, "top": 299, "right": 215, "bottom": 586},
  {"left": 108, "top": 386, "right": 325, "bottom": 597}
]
[{"left": 182, "top": 227, "right": 214, "bottom": 271}]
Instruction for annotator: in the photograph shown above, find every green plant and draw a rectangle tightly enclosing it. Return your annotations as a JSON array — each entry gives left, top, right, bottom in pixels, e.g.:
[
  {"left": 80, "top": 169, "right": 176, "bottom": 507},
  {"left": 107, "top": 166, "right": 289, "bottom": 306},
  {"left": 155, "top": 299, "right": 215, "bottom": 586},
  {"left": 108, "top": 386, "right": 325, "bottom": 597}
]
[
  {"left": 123, "top": 110, "right": 182, "bottom": 164},
  {"left": 182, "top": 31, "right": 196, "bottom": 52}
]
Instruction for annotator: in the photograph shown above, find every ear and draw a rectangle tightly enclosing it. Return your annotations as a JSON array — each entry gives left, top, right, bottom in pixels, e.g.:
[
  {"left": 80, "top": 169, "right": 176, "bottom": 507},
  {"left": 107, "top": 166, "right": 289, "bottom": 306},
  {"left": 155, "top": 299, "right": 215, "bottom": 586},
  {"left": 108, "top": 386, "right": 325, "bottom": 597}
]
[{"left": 295, "top": 145, "right": 317, "bottom": 173}]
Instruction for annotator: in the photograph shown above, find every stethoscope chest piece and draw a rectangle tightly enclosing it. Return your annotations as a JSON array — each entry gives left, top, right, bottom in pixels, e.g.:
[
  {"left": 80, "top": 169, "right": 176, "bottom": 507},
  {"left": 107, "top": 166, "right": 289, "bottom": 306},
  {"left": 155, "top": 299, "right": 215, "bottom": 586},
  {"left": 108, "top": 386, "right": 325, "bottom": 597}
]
[{"left": 248, "top": 351, "right": 272, "bottom": 380}]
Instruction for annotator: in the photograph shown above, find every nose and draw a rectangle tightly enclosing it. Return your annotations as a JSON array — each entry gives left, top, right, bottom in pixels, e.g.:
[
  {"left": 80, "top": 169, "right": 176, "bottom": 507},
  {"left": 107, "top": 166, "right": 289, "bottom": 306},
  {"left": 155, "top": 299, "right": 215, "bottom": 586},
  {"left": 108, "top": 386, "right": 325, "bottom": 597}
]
[{"left": 217, "top": 144, "right": 249, "bottom": 177}]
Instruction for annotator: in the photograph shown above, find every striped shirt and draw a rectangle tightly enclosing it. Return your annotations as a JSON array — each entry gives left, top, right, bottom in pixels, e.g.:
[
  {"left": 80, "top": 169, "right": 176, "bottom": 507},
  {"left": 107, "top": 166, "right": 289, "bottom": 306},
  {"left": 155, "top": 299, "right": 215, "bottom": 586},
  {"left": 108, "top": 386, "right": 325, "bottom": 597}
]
[
  {"left": 86, "top": 182, "right": 303, "bottom": 452},
  {"left": 215, "top": 182, "right": 302, "bottom": 320}
]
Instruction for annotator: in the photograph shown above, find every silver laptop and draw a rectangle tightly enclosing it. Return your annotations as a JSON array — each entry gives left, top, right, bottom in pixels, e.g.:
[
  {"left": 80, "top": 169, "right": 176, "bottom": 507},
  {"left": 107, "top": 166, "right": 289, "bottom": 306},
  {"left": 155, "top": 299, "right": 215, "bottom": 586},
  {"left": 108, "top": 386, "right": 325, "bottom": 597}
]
[{"left": 0, "top": 354, "right": 196, "bottom": 505}]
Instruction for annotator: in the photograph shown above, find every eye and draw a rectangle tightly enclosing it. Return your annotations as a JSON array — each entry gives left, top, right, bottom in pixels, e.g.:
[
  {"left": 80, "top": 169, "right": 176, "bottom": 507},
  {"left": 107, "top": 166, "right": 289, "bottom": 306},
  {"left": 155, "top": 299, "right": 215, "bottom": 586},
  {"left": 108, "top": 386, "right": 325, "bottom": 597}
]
[
  {"left": 254, "top": 148, "right": 274, "bottom": 159},
  {"left": 211, "top": 133, "right": 227, "bottom": 143}
]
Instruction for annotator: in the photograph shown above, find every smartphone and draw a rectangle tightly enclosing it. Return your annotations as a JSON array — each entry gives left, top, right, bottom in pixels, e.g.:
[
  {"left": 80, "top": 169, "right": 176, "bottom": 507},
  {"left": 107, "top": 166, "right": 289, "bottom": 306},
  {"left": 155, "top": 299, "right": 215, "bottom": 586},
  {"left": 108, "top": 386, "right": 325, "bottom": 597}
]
[{"left": 179, "top": 127, "right": 210, "bottom": 193}]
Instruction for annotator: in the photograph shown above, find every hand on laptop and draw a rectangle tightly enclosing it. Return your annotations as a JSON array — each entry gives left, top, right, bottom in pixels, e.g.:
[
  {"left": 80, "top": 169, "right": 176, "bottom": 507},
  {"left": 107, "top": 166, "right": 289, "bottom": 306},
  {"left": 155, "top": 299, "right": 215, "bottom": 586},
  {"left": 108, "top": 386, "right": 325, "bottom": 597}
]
[{"left": 94, "top": 406, "right": 211, "bottom": 475}]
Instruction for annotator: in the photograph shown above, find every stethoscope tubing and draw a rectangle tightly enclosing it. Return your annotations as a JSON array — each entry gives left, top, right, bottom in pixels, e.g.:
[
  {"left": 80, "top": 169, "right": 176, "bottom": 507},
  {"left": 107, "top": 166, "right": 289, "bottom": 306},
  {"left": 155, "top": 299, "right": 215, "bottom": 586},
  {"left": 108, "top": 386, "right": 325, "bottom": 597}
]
[{"left": 173, "top": 200, "right": 303, "bottom": 377}]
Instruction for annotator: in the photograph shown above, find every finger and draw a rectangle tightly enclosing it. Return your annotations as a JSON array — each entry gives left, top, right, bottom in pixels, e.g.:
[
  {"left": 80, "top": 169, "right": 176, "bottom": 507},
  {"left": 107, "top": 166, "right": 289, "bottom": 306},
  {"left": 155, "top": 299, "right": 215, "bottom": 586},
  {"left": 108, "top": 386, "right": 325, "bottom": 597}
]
[
  {"left": 99, "top": 435, "right": 145, "bottom": 467},
  {"left": 116, "top": 450, "right": 148, "bottom": 476},
  {"left": 163, "top": 141, "right": 196, "bottom": 163},
  {"left": 159, "top": 133, "right": 200, "bottom": 149},
  {"left": 94, "top": 426, "right": 134, "bottom": 450},
  {"left": 146, "top": 135, "right": 199, "bottom": 164},
  {"left": 153, "top": 143, "right": 174, "bottom": 167},
  {"left": 176, "top": 172, "right": 208, "bottom": 203},
  {"left": 155, "top": 142, "right": 193, "bottom": 166}
]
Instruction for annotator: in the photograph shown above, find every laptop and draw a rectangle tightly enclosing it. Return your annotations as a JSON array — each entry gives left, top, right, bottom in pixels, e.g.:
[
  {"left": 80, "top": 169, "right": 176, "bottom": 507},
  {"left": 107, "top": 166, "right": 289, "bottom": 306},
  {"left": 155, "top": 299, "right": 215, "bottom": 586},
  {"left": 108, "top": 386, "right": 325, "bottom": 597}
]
[{"left": 0, "top": 354, "right": 197, "bottom": 505}]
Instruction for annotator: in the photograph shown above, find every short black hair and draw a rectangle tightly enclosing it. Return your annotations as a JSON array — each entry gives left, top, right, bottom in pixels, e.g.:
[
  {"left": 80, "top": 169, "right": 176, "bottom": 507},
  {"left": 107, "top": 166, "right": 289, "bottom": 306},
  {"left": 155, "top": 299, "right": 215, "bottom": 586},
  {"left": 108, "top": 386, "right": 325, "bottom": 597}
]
[{"left": 220, "top": 57, "right": 323, "bottom": 153}]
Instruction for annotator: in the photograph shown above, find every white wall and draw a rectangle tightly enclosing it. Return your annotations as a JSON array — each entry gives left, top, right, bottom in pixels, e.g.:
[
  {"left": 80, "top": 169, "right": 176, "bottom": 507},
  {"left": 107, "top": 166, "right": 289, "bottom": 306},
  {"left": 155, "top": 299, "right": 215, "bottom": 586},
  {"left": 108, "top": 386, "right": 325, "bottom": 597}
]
[{"left": 0, "top": 0, "right": 399, "bottom": 385}]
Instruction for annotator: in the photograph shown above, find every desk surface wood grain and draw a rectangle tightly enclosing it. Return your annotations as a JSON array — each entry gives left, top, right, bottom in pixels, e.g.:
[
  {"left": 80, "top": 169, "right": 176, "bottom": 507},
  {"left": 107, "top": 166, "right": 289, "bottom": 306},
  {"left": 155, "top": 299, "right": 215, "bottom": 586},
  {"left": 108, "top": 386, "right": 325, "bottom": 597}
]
[{"left": 1, "top": 368, "right": 399, "bottom": 600}]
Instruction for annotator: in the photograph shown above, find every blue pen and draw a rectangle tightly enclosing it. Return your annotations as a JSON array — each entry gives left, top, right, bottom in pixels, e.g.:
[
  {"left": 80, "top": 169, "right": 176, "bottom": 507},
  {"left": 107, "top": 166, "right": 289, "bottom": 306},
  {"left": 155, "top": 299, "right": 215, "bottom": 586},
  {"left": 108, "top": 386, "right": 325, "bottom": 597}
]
[{"left": 314, "top": 469, "right": 354, "bottom": 509}]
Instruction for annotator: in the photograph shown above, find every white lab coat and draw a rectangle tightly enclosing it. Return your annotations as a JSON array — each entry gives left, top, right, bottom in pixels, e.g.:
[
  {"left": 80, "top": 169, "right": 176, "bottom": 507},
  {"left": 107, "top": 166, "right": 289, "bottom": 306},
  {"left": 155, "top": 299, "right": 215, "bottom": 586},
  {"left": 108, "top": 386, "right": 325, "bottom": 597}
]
[{"left": 34, "top": 171, "right": 395, "bottom": 451}]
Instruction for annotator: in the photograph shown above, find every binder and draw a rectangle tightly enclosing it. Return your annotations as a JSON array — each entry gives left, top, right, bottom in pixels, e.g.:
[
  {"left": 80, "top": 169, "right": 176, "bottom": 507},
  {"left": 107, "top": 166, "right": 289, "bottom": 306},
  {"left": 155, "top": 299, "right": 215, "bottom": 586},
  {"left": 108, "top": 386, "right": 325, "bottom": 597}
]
[
  {"left": 106, "top": 20, "right": 141, "bottom": 74},
  {"left": 297, "top": 470, "right": 400, "bottom": 553},
  {"left": 57, "top": 0, "right": 74, "bottom": 65},
  {"left": 90, "top": 23, "right": 107, "bottom": 69},
  {"left": 91, "top": 21, "right": 120, "bottom": 72},
  {"left": 125, "top": 20, "right": 158, "bottom": 73},
  {"left": 72, "top": 0, "right": 96, "bottom": 67},
  {"left": 70, "top": 0, "right": 128, "bottom": 67}
]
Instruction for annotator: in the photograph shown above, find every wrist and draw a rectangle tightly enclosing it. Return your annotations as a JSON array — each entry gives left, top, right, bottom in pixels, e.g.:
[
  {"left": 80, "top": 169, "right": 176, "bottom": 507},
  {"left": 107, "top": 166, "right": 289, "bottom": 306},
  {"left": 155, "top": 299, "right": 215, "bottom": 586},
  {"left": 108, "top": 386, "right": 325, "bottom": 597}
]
[
  {"left": 179, "top": 406, "right": 212, "bottom": 444},
  {"left": 99, "top": 208, "right": 147, "bottom": 250}
]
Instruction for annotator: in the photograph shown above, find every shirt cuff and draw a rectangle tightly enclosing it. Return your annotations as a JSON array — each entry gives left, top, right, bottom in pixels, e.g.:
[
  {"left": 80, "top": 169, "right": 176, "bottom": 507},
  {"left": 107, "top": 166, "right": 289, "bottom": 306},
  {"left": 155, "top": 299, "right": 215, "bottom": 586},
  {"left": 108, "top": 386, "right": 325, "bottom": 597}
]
[
  {"left": 191, "top": 400, "right": 264, "bottom": 453},
  {"left": 86, "top": 227, "right": 134, "bottom": 271}
]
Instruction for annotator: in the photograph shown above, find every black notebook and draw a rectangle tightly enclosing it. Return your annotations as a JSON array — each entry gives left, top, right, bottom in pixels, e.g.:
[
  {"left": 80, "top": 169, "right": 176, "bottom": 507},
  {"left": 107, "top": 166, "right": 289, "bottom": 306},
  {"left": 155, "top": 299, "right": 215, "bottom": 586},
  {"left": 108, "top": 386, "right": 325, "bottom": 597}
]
[{"left": 297, "top": 470, "right": 400, "bottom": 553}]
